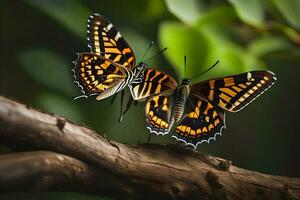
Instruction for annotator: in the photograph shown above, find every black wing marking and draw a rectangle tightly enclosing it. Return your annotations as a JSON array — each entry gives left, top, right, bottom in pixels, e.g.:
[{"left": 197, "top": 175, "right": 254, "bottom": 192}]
[
  {"left": 191, "top": 71, "right": 277, "bottom": 112},
  {"left": 87, "top": 13, "right": 136, "bottom": 69},
  {"left": 172, "top": 94, "right": 225, "bottom": 148}
]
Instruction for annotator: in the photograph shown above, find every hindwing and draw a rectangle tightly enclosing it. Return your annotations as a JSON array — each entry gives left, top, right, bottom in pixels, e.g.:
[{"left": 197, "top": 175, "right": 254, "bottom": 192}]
[
  {"left": 72, "top": 53, "right": 126, "bottom": 98},
  {"left": 172, "top": 94, "right": 225, "bottom": 148},
  {"left": 145, "top": 95, "right": 175, "bottom": 135}
]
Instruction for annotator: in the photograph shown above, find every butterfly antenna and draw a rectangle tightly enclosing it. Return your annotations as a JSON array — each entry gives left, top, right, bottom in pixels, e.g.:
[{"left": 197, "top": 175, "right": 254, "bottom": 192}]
[
  {"left": 184, "top": 56, "right": 187, "bottom": 79},
  {"left": 143, "top": 47, "right": 167, "bottom": 62},
  {"left": 190, "top": 60, "right": 219, "bottom": 81},
  {"left": 141, "top": 41, "right": 154, "bottom": 62}
]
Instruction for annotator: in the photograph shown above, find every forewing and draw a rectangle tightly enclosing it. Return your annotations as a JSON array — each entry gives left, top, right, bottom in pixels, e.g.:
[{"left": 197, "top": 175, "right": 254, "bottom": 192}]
[
  {"left": 145, "top": 95, "right": 174, "bottom": 135},
  {"left": 129, "top": 68, "right": 178, "bottom": 101},
  {"left": 72, "top": 53, "right": 126, "bottom": 97},
  {"left": 191, "top": 71, "right": 277, "bottom": 112},
  {"left": 87, "top": 13, "right": 135, "bottom": 69},
  {"left": 172, "top": 95, "right": 225, "bottom": 148}
]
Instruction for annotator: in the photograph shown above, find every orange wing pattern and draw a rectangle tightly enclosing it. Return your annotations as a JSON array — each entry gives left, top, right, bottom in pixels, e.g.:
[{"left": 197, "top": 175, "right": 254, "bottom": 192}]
[
  {"left": 87, "top": 13, "right": 135, "bottom": 69},
  {"left": 144, "top": 71, "right": 276, "bottom": 148},
  {"left": 129, "top": 68, "right": 178, "bottom": 101},
  {"left": 73, "top": 13, "right": 136, "bottom": 100},
  {"left": 172, "top": 95, "right": 225, "bottom": 148},
  {"left": 72, "top": 53, "right": 126, "bottom": 98},
  {"left": 191, "top": 71, "right": 277, "bottom": 112},
  {"left": 145, "top": 95, "right": 174, "bottom": 135}
]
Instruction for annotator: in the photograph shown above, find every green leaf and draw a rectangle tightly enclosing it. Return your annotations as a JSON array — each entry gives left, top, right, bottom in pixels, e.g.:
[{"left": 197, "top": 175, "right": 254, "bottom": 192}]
[
  {"left": 34, "top": 93, "right": 83, "bottom": 122},
  {"left": 228, "top": 0, "right": 264, "bottom": 28},
  {"left": 196, "top": 6, "right": 237, "bottom": 27},
  {"left": 165, "top": 0, "right": 203, "bottom": 24},
  {"left": 24, "top": 0, "right": 90, "bottom": 37},
  {"left": 159, "top": 22, "right": 209, "bottom": 79},
  {"left": 18, "top": 48, "right": 76, "bottom": 96},
  {"left": 248, "top": 35, "right": 296, "bottom": 57},
  {"left": 194, "top": 24, "right": 247, "bottom": 77},
  {"left": 272, "top": 0, "right": 300, "bottom": 29},
  {"left": 205, "top": 46, "right": 246, "bottom": 80}
]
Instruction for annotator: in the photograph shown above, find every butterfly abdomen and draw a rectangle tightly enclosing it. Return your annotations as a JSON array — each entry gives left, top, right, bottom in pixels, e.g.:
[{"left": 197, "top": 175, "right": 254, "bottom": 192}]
[
  {"left": 96, "top": 80, "right": 124, "bottom": 100},
  {"left": 170, "top": 85, "right": 190, "bottom": 125}
]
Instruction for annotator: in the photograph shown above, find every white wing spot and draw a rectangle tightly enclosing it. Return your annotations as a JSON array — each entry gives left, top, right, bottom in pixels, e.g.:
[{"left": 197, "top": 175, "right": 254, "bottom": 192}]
[
  {"left": 107, "top": 23, "right": 113, "bottom": 31},
  {"left": 247, "top": 72, "right": 252, "bottom": 80},
  {"left": 115, "top": 32, "right": 121, "bottom": 41}
]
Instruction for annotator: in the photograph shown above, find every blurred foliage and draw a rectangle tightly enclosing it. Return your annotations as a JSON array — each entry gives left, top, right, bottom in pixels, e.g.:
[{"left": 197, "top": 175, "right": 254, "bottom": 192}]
[
  {"left": 228, "top": 0, "right": 264, "bottom": 28},
  {"left": 18, "top": 48, "right": 76, "bottom": 96},
  {"left": 272, "top": 0, "right": 300, "bottom": 29},
  {"left": 34, "top": 93, "right": 83, "bottom": 122},
  {"left": 24, "top": 0, "right": 90, "bottom": 37},
  {"left": 165, "top": 0, "right": 203, "bottom": 24},
  {"left": 1, "top": 0, "right": 300, "bottom": 199}
]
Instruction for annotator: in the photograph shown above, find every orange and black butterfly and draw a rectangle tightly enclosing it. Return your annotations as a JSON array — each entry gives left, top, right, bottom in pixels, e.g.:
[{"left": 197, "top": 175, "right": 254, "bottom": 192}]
[
  {"left": 72, "top": 14, "right": 151, "bottom": 101},
  {"left": 72, "top": 13, "right": 141, "bottom": 101},
  {"left": 145, "top": 62, "right": 277, "bottom": 148},
  {"left": 72, "top": 13, "right": 175, "bottom": 111}
]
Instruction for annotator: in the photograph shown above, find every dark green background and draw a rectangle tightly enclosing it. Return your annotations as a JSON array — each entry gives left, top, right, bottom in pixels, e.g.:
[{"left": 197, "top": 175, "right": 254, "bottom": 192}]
[{"left": 1, "top": 0, "right": 300, "bottom": 199}]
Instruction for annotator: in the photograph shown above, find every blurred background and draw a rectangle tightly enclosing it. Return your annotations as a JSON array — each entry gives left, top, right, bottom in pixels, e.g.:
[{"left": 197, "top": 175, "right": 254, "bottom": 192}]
[{"left": 1, "top": 0, "right": 300, "bottom": 199}]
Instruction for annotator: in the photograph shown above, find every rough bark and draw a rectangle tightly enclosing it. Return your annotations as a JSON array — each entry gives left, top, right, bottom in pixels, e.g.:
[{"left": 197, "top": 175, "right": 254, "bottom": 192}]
[
  {"left": 0, "top": 96, "right": 299, "bottom": 200},
  {"left": 0, "top": 151, "right": 128, "bottom": 198}
]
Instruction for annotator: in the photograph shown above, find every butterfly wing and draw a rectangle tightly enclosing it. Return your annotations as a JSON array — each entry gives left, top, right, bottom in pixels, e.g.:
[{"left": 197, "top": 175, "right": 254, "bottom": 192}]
[
  {"left": 191, "top": 71, "right": 277, "bottom": 112},
  {"left": 129, "top": 68, "right": 178, "bottom": 101},
  {"left": 87, "top": 13, "right": 135, "bottom": 69},
  {"left": 72, "top": 53, "right": 126, "bottom": 98},
  {"left": 145, "top": 94, "right": 176, "bottom": 135},
  {"left": 73, "top": 14, "right": 136, "bottom": 99},
  {"left": 172, "top": 94, "right": 225, "bottom": 148}
]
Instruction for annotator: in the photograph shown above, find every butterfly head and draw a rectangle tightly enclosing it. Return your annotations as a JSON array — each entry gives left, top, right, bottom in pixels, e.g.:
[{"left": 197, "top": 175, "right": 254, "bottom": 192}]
[
  {"left": 181, "top": 78, "right": 191, "bottom": 86},
  {"left": 133, "top": 62, "right": 148, "bottom": 79},
  {"left": 137, "top": 62, "right": 148, "bottom": 71},
  {"left": 136, "top": 62, "right": 148, "bottom": 72}
]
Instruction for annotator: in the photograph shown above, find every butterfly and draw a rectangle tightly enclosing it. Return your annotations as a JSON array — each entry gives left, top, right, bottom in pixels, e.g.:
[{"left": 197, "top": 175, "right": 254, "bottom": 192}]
[
  {"left": 144, "top": 67, "right": 277, "bottom": 148},
  {"left": 72, "top": 13, "right": 176, "bottom": 120},
  {"left": 72, "top": 13, "right": 152, "bottom": 102}
]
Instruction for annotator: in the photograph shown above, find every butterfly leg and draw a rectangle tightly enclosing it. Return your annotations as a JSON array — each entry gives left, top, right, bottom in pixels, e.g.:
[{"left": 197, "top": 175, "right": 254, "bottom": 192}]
[
  {"left": 147, "top": 133, "right": 152, "bottom": 143},
  {"left": 119, "top": 96, "right": 134, "bottom": 122},
  {"left": 118, "top": 90, "right": 125, "bottom": 122},
  {"left": 110, "top": 93, "right": 119, "bottom": 104}
]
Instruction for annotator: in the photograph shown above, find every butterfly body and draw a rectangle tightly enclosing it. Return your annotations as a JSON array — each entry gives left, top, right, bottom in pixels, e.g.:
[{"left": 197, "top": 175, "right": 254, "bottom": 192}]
[
  {"left": 170, "top": 79, "right": 190, "bottom": 127},
  {"left": 96, "top": 62, "right": 149, "bottom": 100}
]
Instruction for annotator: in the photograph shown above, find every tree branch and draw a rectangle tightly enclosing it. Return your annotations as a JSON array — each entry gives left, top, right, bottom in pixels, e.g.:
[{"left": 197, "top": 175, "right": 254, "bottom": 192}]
[
  {"left": 0, "top": 96, "right": 299, "bottom": 200},
  {"left": 0, "top": 151, "right": 130, "bottom": 198}
]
